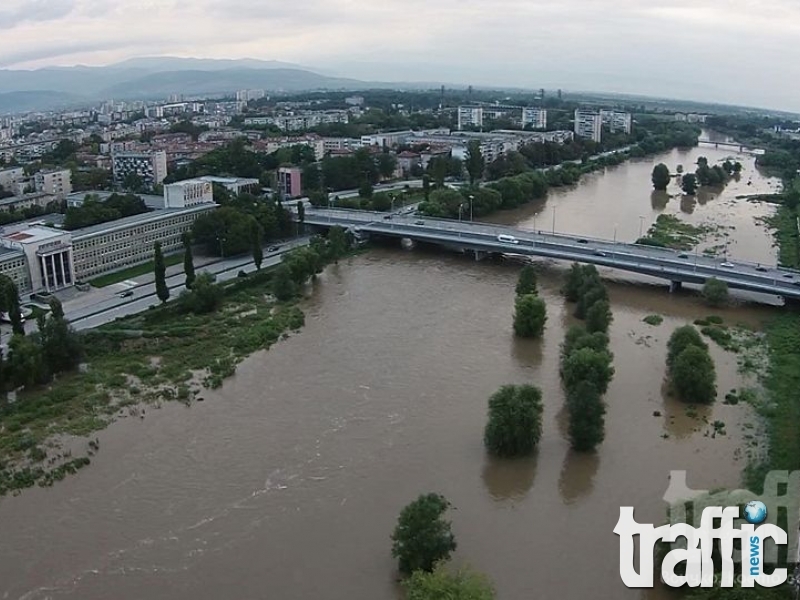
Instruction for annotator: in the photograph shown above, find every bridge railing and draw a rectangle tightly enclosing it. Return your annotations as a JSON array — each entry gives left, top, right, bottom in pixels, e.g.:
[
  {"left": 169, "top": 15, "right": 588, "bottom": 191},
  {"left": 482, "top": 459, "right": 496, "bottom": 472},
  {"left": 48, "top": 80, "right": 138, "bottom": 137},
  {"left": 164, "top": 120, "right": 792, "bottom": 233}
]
[{"left": 304, "top": 209, "right": 800, "bottom": 274}]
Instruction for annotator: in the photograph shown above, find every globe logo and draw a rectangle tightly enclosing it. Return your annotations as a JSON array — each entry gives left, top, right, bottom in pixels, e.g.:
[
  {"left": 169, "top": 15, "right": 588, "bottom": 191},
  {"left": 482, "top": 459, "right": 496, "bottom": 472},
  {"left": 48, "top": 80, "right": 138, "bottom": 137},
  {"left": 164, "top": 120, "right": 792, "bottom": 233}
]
[{"left": 744, "top": 500, "right": 767, "bottom": 524}]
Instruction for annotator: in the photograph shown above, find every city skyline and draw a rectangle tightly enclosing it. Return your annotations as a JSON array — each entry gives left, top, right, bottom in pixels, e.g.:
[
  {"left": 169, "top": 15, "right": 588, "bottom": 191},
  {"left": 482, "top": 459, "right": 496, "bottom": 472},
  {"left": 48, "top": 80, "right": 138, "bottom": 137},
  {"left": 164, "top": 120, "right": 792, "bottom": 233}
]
[{"left": 1, "top": 0, "right": 800, "bottom": 112}]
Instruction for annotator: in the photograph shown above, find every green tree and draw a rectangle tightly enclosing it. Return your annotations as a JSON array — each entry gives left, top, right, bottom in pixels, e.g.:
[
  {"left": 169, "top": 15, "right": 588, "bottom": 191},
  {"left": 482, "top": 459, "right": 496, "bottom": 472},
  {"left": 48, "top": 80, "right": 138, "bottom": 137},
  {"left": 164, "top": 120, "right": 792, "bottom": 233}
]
[
  {"left": 38, "top": 304, "right": 83, "bottom": 374},
  {"left": 567, "top": 381, "right": 606, "bottom": 452},
  {"left": 515, "top": 265, "right": 538, "bottom": 296},
  {"left": 327, "top": 225, "right": 349, "bottom": 262},
  {"left": 182, "top": 232, "right": 195, "bottom": 289},
  {"left": 562, "top": 347, "right": 615, "bottom": 396},
  {"left": 7, "top": 333, "right": 47, "bottom": 387},
  {"left": 0, "top": 275, "right": 24, "bottom": 335},
  {"left": 575, "top": 282, "right": 608, "bottom": 320},
  {"left": 651, "top": 163, "right": 671, "bottom": 191},
  {"left": 358, "top": 180, "right": 373, "bottom": 199},
  {"left": 391, "top": 493, "right": 457, "bottom": 575},
  {"left": 666, "top": 325, "right": 707, "bottom": 368},
  {"left": 484, "top": 384, "right": 544, "bottom": 457},
  {"left": 465, "top": 140, "right": 484, "bottom": 186},
  {"left": 513, "top": 295, "right": 547, "bottom": 338},
  {"left": 154, "top": 241, "right": 169, "bottom": 304},
  {"left": 178, "top": 272, "right": 224, "bottom": 314},
  {"left": 422, "top": 174, "right": 431, "bottom": 202},
  {"left": 271, "top": 265, "right": 297, "bottom": 301},
  {"left": 670, "top": 344, "right": 716, "bottom": 404},
  {"left": 251, "top": 221, "right": 263, "bottom": 271},
  {"left": 682, "top": 173, "right": 698, "bottom": 195},
  {"left": 585, "top": 299, "right": 613, "bottom": 334},
  {"left": 404, "top": 564, "right": 495, "bottom": 600},
  {"left": 702, "top": 277, "right": 729, "bottom": 307},
  {"left": 563, "top": 263, "right": 585, "bottom": 302}
]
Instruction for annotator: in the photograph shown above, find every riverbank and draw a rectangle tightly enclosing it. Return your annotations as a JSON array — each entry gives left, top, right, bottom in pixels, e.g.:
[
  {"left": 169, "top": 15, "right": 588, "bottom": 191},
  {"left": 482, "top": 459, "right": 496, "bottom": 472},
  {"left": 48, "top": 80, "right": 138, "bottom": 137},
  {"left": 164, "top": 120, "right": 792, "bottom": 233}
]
[{"left": 0, "top": 238, "right": 346, "bottom": 496}]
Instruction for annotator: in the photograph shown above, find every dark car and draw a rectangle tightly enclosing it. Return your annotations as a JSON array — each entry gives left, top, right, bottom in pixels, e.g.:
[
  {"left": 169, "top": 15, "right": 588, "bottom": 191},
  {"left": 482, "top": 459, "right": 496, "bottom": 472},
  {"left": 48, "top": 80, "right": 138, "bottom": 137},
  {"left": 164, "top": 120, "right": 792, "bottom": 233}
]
[
  {"left": 577, "top": 239, "right": 589, "bottom": 244},
  {"left": 677, "top": 253, "right": 689, "bottom": 259},
  {"left": 268, "top": 245, "right": 280, "bottom": 252},
  {"left": 118, "top": 290, "right": 134, "bottom": 298},
  {"left": 783, "top": 273, "right": 794, "bottom": 279},
  {"left": 755, "top": 265, "right": 768, "bottom": 272},
  {"left": 415, "top": 220, "right": 425, "bottom": 225},
  {"left": 383, "top": 215, "right": 392, "bottom": 220}
]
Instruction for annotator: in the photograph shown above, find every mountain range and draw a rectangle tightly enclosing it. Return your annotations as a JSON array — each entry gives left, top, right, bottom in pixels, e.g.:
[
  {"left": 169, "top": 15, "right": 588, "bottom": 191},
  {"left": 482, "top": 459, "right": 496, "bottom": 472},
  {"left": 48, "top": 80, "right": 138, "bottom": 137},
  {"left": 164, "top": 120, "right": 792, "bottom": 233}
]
[{"left": 0, "top": 57, "right": 398, "bottom": 114}]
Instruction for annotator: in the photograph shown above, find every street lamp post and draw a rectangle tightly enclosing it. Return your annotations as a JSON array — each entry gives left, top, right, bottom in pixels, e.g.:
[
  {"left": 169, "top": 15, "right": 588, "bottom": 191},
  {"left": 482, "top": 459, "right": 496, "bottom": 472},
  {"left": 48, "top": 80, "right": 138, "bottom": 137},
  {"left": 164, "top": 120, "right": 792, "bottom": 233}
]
[
  {"left": 639, "top": 216, "right": 645, "bottom": 239},
  {"left": 552, "top": 206, "right": 556, "bottom": 235},
  {"left": 469, "top": 194, "right": 474, "bottom": 221}
]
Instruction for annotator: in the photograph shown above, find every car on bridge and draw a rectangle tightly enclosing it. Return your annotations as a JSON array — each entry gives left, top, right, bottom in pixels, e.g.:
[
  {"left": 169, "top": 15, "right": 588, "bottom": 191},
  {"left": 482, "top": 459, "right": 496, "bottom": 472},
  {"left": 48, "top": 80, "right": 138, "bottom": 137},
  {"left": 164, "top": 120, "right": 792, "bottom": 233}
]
[
  {"left": 415, "top": 220, "right": 425, "bottom": 225},
  {"left": 594, "top": 249, "right": 608, "bottom": 257},
  {"left": 720, "top": 261, "right": 735, "bottom": 268},
  {"left": 497, "top": 234, "right": 519, "bottom": 244}
]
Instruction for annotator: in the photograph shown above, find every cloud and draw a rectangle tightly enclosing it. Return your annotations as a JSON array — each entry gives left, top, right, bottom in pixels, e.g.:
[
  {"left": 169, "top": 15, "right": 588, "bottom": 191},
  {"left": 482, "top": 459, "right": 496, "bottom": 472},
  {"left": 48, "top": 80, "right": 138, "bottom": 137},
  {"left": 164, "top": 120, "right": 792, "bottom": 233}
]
[
  {"left": 0, "top": 0, "right": 77, "bottom": 30},
  {"left": 0, "top": 0, "right": 797, "bottom": 111}
]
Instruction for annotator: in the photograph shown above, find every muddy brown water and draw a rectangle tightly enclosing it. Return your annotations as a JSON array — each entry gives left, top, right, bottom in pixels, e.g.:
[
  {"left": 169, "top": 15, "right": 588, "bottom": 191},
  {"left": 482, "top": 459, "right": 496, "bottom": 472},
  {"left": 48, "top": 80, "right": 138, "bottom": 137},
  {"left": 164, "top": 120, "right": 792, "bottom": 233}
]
[{"left": 0, "top": 143, "right": 782, "bottom": 599}]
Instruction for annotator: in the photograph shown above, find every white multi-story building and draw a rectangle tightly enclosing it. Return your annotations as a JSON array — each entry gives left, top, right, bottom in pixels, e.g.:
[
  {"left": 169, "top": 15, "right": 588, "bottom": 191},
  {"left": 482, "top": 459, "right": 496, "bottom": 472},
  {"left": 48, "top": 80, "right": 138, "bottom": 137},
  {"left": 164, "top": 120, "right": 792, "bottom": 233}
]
[
  {"left": 112, "top": 150, "right": 168, "bottom": 189},
  {"left": 457, "top": 106, "right": 483, "bottom": 130},
  {"left": 0, "top": 201, "right": 217, "bottom": 293},
  {"left": 70, "top": 204, "right": 215, "bottom": 281},
  {"left": 236, "top": 89, "right": 265, "bottom": 102},
  {"left": 574, "top": 109, "right": 603, "bottom": 143},
  {"left": 599, "top": 110, "right": 632, "bottom": 134},
  {"left": 243, "top": 110, "right": 349, "bottom": 132},
  {"left": 521, "top": 108, "right": 548, "bottom": 130},
  {"left": 0, "top": 167, "right": 24, "bottom": 192},
  {"left": 34, "top": 168, "right": 72, "bottom": 198},
  {"left": 322, "top": 137, "right": 361, "bottom": 152},
  {"left": 164, "top": 179, "right": 214, "bottom": 208}
]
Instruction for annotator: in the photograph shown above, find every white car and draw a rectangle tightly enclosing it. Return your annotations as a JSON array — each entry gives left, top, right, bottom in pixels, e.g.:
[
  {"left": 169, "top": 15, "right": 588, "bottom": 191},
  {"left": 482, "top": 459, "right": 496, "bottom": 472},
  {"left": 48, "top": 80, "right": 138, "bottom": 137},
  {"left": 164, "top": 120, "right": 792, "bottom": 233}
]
[
  {"left": 497, "top": 234, "right": 519, "bottom": 245},
  {"left": 720, "top": 261, "right": 735, "bottom": 268}
]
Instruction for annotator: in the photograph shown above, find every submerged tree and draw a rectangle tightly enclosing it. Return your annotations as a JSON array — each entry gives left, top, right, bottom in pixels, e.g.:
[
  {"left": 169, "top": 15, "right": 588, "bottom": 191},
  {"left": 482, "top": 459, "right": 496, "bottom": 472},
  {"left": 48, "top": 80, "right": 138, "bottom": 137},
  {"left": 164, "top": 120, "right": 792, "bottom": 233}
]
[
  {"left": 513, "top": 295, "right": 547, "bottom": 338},
  {"left": 484, "top": 384, "right": 544, "bottom": 457},
  {"left": 651, "top": 163, "right": 671, "bottom": 191},
  {"left": 515, "top": 265, "right": 538, "bottom": 296},
  {"left": 391, "top": 493, "right": 457, "bottom": 575}
]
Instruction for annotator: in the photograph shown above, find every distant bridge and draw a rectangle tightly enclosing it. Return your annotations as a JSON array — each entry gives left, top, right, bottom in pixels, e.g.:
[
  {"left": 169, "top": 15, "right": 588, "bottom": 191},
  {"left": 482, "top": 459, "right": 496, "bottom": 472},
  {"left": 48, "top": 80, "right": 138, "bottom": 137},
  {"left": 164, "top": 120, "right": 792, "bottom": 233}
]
[
  {"left": 300, "top": 208, "right": 800, "bottom": 300},
  {"left": 697, "top": 139, "right": 764, "bottom": 155}
]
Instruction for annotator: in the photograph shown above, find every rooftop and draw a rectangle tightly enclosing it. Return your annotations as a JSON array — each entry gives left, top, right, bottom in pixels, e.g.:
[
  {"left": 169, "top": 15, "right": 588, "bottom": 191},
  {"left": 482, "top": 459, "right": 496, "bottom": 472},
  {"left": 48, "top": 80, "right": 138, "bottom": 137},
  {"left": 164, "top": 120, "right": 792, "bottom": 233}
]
[
  {"left": 3, "top": 226, "right": 65, "bottom": 244},
  {"left": 198, "top": 175, "right": 259, "bottom": 185},
  {"left": 72, "top": 202, "right": 217, "bottom": 239}
]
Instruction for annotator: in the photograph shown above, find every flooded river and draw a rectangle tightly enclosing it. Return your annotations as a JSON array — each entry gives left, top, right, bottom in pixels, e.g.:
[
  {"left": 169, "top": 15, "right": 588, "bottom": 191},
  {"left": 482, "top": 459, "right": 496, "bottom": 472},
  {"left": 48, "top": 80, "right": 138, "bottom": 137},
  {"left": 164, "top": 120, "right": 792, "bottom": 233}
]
[{"left": 0, "top": 142, "right": 783, "bottom": 599}]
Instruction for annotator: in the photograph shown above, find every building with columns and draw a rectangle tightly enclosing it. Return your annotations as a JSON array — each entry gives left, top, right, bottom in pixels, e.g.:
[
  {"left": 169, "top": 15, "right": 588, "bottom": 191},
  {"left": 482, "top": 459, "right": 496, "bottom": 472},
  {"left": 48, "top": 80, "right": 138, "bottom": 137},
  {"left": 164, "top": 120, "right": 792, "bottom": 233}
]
[
  {"left": 0, "top": 201, "right": 217, "bottom": 295},
  {"left": 0, "top": 227, "right": 75, "bottom": 293}
]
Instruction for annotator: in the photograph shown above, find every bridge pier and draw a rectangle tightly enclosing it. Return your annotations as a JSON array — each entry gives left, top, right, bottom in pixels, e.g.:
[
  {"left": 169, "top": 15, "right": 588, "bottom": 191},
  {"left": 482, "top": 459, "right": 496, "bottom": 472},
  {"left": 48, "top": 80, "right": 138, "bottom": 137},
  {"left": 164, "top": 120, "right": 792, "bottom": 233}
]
[
  {"left": 669, "top": 281, "right": 682, "bottom": 293},
  {"left": 473, "top": 250, "right": 487, "bottom": 261},
  {"left": 400, "top": 237, "right": 416, "bottom": 250}
]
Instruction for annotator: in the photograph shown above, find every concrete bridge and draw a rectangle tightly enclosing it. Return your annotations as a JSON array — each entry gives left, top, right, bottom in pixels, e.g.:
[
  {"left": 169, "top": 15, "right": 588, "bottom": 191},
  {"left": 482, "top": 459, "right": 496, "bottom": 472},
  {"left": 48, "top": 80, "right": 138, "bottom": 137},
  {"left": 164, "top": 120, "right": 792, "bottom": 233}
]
[
  {"left": 697, "top": 139, "right": 764, "bottom": 155},
  {"left": 300, "top": 208, "right": 800, "bottom": 300}
]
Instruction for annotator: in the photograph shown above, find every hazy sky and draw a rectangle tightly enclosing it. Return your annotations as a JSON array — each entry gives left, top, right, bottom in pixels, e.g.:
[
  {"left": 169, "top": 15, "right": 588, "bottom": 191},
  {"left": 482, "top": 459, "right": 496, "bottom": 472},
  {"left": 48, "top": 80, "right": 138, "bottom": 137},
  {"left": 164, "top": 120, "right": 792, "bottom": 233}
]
[{"left": 2, "top": 0, "right": 800, "bottom": 112}]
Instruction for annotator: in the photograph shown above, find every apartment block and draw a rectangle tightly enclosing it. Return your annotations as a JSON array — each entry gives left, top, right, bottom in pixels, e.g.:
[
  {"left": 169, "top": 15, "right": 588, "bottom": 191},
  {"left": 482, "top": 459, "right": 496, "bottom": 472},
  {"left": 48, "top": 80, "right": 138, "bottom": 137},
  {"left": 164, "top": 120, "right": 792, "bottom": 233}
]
[
  {"left": 599, "top": 110, "right": 632, "bottom": 134},
  {"left": 0, "top": 167, "right": 24, "bottom": 192},
  {"left": 457, "top": 106, "right": 484, "bottom": 130},
  {"left": 34, "top": 168, "right": 72, "bottom": 198},
  {"left": 112, "top": 150, "right": 168, "bottom": 189},
  {"left": 277, "top": 167, "right": 303, "bottom": 199},
  {"left": 574, "top": 109, "right": 603, "bottom": 143},
  {"left": 521, "top": 108, "right": 548, "bottom": 130}
]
